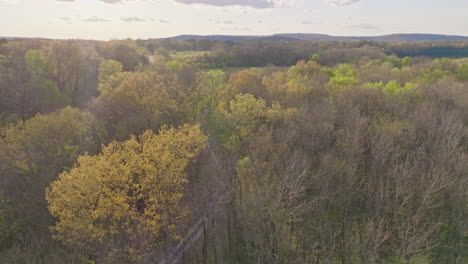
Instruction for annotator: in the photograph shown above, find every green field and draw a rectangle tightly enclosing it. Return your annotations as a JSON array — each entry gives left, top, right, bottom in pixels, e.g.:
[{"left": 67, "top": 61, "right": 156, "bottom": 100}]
[{"left": 171, "top": 50, "right": 209, "bottom": 62}]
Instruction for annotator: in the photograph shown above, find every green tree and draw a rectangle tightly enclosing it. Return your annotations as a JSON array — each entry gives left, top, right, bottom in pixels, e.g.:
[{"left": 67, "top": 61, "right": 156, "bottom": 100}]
[
  {"left": 98, "top": 59, "right": 123, "bottom": 85},
  {"left": 24, "top": 49, "right": 69, "bottom": 113},
  {"left": 227, "top": 93, "right": 267, "bottom": 139},
  {"left": 382, "top": 80, "right": 419, "bottom": 97},
  {"left": 456, "top": 63, "right": 468, "bottom": 81},
  {"left": 402, "top": 56, "right": 412, "bottom": 67},
  {"left": 327, "top": 64, "right": 359, "bottom": 95},
  {"left": 286, "top": 60, "right": 328, "bottom": 100},
  {"left": 0, "top": 107, "right": 99, "bottom": 234},
  {"left": 24, "top": 49, "right": 48, "bottom": 77}
]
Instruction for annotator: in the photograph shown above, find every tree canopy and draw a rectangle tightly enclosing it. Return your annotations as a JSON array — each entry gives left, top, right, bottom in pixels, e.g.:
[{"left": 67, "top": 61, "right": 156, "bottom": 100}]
[{"left": 46, "top": 125, "right": 206, "bottom": 261}]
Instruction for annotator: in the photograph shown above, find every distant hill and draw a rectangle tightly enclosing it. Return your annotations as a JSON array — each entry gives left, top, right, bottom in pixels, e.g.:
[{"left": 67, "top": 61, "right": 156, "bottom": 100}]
[
  {"left": 2, "top": 33, "right": 467, "bottom": 42},
  {"left": 165, "top": 33, "right": 468, "bottom": 42},
  {"left": 0, "top": 37, "right": 22, "bottom": 40},
  {"left": 168, "top": 35, "right": 258, "bottom": 42},
  {"left": 0, "top": 36, "right": 48, "bottom": 41}
]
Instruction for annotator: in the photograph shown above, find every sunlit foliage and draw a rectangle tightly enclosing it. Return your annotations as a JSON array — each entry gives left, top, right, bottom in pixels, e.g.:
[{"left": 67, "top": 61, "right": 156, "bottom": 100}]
[{"left": 46, "top": 125, "right": 206, "bottom": 261}]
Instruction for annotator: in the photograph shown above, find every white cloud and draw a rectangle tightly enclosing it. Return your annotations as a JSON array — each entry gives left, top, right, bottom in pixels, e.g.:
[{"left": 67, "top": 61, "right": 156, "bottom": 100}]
[
  {"left": 57, "top": 0, "right": 295, "bottom": 8},
  {"left": 121, "top": 16, "right": 146, "bottom": 22},
  {"left": 174, "top": 0, "right": 294, "bottom": 8},
  {"left": 0, "top": 0, "right": 20, "bottom": 5},
  {"left": 57, "top": 0, "right": 122, "bottom": 3},
  {"left": 82, "top": 16, "right": 112, "bottom": 22},
  {"left": 327, "top": 0, "right": 360, "bottom": 7},
  {"left": 349, "top": 23, "right": 379, "bottom": 30}
]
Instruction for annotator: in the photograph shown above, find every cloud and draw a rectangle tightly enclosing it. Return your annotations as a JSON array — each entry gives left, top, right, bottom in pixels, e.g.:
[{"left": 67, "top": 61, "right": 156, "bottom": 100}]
[
  {"left": 349, "top": 23, "right": 379, "bottom": 30},
  {"left": 121, "top": 16, "right": 146, "bottom": 22},
  {"left": 174, "top": 0, "right": 293, "bottom": 8},
  {"left": 221, "top": 26, "right": 250, "bottom": 31},
  {"left": 212, "top": 20, "right": 235, "bottom": 24},
  {"left": 0, "top": 0, "right": 20, "bottom": 6},
  {"left": 327, "top": 0, "right": 360, "bottom": 6},
  {"left": 57, "top": 0, "right": 123, "bottom": 3},
  {"left": 57, "top": 0, "right": 295, "bottom": 8},
  {"left": 160, "top": 19, "right": 170, "bottom": 23},
  {"left": 82, "top": 16, "right": 111, "bottom": 22},
  {"left": 59, "top": 17, "right": 74, "bottom": 24},
  {"left": 301, "top": 21, "right": 317, "bottom": 25}
]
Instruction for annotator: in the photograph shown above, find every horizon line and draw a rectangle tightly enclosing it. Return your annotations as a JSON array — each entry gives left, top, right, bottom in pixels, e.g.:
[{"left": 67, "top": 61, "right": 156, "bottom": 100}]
[{"left": 2, "top": 32, "right": 468, "bottom": 41}]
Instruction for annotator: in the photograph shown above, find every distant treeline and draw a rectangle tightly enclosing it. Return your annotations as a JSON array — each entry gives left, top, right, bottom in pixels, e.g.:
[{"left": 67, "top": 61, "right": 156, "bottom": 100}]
[
  {"left": 394, "top": 46, "right": 468, "bottom": 58},
  {"left": 140, "top": 38, "right": 468, "bottom": 67}
]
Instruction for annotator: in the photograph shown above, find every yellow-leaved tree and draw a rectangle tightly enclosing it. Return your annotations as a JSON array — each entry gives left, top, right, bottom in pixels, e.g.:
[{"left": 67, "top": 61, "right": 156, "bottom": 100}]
[{"left": 46, "top": 124, "right": 206, "bottom": 262}]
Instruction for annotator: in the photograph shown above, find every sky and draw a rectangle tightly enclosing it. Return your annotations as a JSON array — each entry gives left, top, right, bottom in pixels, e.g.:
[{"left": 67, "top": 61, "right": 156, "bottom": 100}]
[{"left": 0, "top": 0, "right": 467, "bottom": 40}]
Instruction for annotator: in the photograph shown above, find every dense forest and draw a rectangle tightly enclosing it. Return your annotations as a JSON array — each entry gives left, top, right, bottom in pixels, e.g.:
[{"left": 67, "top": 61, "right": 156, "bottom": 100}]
[{"left": 0, "top": 38, "right": 467, "bottom": 264}]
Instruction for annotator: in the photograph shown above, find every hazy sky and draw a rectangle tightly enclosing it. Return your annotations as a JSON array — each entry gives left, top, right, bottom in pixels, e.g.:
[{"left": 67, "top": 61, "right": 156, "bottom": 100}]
[{"left": 1, "top": 0, "right": 467, "bottom": 40}]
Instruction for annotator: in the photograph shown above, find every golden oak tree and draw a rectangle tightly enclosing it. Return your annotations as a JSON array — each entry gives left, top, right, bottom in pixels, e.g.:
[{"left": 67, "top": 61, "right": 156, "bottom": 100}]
[{"left": 46, "top": 125, "right": 206, "bottom": 260}]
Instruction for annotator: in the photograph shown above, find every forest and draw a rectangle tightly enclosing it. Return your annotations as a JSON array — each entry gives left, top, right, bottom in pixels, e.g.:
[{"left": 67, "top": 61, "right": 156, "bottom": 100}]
[{"left": 0, "top": 38, "right": 467, "bottom": 264}]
